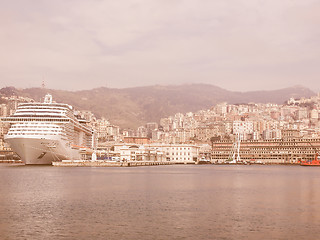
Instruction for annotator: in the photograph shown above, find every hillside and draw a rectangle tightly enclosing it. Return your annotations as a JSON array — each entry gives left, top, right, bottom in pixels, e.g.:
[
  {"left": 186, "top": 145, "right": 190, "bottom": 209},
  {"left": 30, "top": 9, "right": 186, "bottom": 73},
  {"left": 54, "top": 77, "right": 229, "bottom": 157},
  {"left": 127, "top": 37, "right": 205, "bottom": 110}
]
[{"left": 0, "top": 84, "right": 315, "bottom": 128}]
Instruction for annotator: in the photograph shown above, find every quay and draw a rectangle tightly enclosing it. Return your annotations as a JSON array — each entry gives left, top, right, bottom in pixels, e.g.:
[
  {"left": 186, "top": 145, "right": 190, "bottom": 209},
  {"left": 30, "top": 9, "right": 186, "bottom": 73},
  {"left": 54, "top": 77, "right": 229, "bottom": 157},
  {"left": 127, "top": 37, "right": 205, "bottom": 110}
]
[
  {"left": 52, "top": 160, "right": 195, "bottom": 167},
  {"left": 0, "top": 159, "right": 23, "bottom": 164}
]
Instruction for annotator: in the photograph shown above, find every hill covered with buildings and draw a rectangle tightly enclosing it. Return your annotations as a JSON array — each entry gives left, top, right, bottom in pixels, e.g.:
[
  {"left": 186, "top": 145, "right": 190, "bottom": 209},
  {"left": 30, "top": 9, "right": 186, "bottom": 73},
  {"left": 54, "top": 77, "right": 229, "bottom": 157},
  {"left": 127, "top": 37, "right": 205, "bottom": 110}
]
[
  {"left": 1, "top": 86, "right": 320, "bottom": 164},
  {"left": 0, "top": 84, "right": 315, "bottom": 128}
]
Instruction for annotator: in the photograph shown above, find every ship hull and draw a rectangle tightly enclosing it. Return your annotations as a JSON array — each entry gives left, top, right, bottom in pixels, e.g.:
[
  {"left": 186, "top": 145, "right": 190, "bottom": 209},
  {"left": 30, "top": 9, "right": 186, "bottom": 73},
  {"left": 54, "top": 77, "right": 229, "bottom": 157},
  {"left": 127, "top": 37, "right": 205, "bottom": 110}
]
[
  {"left": 4, "top": 136, "right": 81, "bottom": 165},
  {"left": 300, "top": 162, "right": 320, "bottom": 166},
  {"left": 300, "top": 154, "right": 320, "bottom": 166}
]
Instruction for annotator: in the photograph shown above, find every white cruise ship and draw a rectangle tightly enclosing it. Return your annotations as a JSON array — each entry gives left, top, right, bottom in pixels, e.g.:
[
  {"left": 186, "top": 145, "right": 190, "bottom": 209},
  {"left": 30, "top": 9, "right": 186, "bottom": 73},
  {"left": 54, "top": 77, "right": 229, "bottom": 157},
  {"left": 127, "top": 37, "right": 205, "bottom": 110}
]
[{"left": 4, "top": 94, "right": 95, "bottom": 164}]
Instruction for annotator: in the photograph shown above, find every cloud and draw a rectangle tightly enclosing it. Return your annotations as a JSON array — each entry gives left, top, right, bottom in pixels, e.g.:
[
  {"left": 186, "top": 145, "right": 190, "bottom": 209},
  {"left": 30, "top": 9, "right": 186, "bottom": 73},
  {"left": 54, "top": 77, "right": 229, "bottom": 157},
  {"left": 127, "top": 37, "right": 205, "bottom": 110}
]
[{"left": 0, "top": 0, "right": 319, "bottom": 91}]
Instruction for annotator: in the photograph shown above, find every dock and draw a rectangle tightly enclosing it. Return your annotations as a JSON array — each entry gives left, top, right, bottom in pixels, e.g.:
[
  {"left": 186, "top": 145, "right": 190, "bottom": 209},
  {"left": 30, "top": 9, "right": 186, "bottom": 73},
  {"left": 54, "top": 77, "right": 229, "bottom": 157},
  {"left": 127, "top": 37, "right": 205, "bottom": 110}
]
[
  {"left": 0, "top": 160, "right": 23, "bottom": 164},
  {"left": 52, "top": 160, "right": 194, "bottom": 167}
]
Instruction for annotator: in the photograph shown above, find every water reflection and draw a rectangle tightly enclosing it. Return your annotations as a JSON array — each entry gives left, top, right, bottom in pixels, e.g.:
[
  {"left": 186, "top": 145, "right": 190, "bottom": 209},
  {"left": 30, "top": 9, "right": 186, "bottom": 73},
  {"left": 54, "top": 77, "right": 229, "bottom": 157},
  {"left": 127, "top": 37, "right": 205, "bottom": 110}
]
[{"left": 1, "top": 165, "right": 320, "bottom": 239}]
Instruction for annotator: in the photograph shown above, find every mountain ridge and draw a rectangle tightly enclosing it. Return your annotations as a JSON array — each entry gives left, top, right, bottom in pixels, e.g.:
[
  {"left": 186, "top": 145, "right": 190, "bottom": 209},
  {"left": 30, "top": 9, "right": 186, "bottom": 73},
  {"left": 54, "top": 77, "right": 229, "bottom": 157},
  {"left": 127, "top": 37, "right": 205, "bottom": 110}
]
[{"left": 0, "top": 84, "right": 315, "bottom": 128}]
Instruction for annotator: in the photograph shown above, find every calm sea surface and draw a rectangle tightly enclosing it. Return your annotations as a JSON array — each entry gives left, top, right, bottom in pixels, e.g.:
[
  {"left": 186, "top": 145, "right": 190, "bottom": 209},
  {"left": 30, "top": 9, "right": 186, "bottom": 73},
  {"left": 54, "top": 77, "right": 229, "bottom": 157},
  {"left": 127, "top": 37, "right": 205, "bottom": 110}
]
[{"left": 1, "top": 165, "right": 320, "bottom": 240}]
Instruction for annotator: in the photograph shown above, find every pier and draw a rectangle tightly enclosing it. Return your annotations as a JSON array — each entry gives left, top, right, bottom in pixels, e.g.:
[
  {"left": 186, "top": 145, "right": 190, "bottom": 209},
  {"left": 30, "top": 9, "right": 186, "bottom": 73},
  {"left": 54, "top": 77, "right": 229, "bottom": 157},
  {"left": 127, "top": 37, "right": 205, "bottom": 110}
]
[
  {"left": 0, "top": 159, "right": 23, "bottom": 164},
  {"left": 52, "top": 160, "right": 194, "bottom": 167}
]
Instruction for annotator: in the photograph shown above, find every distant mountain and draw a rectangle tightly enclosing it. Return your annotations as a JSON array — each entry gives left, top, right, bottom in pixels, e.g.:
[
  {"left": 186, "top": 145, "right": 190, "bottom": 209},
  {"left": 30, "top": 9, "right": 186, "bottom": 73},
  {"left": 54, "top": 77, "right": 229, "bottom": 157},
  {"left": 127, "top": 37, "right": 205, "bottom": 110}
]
[{"left": 0, "top": 84, "right": 315, "bottom": 128}]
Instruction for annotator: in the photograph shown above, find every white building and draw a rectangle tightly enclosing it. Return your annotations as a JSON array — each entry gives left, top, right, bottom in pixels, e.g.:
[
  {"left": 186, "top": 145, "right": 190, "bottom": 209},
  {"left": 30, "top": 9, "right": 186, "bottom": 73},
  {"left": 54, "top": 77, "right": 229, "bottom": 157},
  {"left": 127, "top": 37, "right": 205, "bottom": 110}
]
[
  {"left": 157, "top": 144, "right": 199, "bottom": 162},
  {"left": 113, "top": 143, "right": 199, "bottom": 163},
  {"left": 113, "top": 144, "right": 165, "bottom": 162}
]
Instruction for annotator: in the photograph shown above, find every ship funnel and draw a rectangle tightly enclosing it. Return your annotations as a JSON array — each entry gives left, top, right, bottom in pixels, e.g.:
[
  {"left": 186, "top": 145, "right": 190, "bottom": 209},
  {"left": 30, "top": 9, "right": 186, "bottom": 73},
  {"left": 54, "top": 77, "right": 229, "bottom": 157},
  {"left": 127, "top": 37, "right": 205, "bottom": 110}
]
[{"left": 44, "top": 94, "right": 53, "bottom": 104}]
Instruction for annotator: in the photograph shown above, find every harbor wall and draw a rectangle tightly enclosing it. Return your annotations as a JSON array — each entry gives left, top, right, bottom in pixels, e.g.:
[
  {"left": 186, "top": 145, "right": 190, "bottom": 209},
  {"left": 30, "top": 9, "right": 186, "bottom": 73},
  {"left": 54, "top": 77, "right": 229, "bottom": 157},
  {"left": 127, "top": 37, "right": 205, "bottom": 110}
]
[{"left": 52, "top": 160, "right": 195, "bottom": 167}]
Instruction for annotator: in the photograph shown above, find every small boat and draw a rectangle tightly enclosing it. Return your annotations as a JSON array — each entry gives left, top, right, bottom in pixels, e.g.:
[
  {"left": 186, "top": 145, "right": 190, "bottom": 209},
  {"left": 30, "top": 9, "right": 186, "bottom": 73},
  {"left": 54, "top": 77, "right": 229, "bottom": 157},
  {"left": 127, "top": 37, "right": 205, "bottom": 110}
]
[{"left": 300, "top": 153, "right": 320, "bottom": 166}]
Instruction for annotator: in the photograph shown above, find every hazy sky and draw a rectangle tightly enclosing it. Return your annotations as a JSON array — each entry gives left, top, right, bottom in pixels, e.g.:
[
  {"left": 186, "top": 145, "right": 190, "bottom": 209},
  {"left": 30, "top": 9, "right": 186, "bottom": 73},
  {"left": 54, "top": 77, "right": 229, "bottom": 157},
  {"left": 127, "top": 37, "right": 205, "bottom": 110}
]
[{"left": 1, "top": 0, "right": 320, "bottom": 91}]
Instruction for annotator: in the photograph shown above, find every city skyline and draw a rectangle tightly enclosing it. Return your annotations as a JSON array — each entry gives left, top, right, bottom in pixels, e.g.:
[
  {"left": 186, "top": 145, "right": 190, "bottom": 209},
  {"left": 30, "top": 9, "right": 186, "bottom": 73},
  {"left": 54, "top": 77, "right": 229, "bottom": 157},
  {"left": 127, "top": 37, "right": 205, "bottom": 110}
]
[{"left": 1, "top": 0, "right": 320, "bottom": 92}]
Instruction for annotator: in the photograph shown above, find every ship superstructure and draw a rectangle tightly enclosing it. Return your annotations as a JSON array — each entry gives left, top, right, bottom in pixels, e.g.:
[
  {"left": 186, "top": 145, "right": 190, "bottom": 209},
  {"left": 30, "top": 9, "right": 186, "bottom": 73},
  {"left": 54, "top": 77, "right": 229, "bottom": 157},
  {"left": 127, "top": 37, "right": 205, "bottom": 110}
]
[{"left": 3, "top": 94, "right": 94, "bottom": 164}]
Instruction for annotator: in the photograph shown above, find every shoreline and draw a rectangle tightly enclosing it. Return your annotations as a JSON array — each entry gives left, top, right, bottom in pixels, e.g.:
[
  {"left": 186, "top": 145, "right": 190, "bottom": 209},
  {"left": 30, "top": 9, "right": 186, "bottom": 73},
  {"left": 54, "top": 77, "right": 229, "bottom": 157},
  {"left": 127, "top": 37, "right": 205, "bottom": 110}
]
[{"left": 0, "top": 160, "right": 302, "bottom": 167}]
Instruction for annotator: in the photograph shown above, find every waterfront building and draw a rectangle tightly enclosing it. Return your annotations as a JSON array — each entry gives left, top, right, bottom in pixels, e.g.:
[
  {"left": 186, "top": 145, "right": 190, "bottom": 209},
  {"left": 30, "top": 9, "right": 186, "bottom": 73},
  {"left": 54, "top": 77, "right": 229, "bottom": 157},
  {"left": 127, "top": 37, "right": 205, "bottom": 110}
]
[
  {"left": 112, "top": 143, "right": 199, "bottom": 163},
  {"left": 211, "top": 137, "right": 320, "bottom": 164},
  {"left": 162, "top": 144, "right": 199, "bottom": 162},
  {"left": 115, "top": 145, "right": 165, "bottom": 162}
]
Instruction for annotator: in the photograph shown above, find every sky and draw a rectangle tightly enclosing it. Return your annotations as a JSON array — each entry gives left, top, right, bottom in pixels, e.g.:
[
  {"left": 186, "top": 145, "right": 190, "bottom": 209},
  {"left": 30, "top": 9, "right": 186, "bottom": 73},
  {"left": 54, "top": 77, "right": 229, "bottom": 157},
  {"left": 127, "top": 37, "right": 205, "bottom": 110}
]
[{"left": 1, "top": 0, "right": 320, "bottom": 92}]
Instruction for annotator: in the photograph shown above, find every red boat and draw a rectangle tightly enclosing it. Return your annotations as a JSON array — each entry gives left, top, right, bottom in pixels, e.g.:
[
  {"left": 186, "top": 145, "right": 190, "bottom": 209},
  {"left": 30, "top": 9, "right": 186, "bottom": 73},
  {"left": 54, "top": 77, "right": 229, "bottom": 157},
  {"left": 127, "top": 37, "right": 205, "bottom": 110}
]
[{"left": 300, "top": 153, "right": 320, "bottom": 166}]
